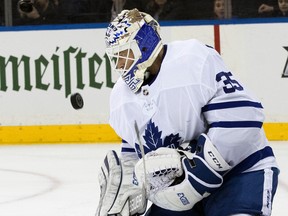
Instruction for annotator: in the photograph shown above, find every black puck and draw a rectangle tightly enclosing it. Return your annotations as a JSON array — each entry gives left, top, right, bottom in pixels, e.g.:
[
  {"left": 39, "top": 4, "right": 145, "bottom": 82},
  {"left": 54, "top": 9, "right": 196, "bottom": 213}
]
[{"left": 70, "top": 93, "right": 84, "bottom": 110}]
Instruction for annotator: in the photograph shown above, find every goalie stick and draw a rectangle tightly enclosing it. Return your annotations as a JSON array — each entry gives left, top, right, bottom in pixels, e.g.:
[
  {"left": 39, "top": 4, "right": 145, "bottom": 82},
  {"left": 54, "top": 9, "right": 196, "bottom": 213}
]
[
  {"left": 134, "top": 121, "right": 148, "bottom": 188},
  {"left": 120, "top": 121, "right": 148, "bottom": 216}
]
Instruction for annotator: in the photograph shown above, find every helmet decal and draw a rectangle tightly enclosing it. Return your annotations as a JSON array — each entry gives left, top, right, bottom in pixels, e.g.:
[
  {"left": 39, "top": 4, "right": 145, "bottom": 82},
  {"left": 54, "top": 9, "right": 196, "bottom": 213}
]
[{"left": 105, "top": 20, "right": 131, "bottom": 47}]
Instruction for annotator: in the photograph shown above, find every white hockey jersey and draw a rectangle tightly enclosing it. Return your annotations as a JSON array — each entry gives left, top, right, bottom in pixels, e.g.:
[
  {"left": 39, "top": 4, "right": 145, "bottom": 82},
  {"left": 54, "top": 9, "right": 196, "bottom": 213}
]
[{"left": 109, "top": 39, "right": 277, "bottom": 173}]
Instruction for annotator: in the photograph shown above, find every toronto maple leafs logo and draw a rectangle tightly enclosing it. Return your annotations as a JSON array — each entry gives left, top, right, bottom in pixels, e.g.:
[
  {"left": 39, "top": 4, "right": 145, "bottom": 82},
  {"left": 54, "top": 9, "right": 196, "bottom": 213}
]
[{"left": 135, "top": 120, "right": 182, "bottom": 158}]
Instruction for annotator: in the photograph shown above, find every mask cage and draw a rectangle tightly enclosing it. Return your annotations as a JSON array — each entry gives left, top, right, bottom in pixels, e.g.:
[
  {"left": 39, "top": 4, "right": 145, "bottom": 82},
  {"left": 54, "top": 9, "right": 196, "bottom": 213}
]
[{"left": 106, "top": 40, "right": 141, "bottom": 78}]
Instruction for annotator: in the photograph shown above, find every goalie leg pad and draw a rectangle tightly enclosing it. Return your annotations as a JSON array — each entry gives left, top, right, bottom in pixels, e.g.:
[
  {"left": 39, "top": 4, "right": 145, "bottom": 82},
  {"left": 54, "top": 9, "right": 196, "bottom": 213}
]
[
  {"left": 96, "top": 150, "right": 122, "bottom": 216},
  {"left": 96, "top": 151, "right": 148, "bottom": 216}
]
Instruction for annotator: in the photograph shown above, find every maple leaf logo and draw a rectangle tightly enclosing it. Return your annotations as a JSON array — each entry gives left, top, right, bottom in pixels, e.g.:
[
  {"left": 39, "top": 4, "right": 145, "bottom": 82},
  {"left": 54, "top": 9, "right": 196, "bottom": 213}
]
[{"left": 135, "top": 120, "right": 182, "bottom": 158}]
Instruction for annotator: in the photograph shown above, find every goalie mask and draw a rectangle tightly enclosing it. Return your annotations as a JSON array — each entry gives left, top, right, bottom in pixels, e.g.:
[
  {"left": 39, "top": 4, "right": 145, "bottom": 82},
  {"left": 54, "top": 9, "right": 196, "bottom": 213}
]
[{"left": 105, "top": 9, "right": 163, "bottom": 93}]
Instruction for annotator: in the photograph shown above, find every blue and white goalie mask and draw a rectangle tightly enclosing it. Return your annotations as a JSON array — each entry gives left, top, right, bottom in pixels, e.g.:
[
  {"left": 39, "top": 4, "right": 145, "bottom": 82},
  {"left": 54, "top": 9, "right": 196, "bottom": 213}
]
[{"left": 105, "top": 9, "right": 163, "bottom": 93}]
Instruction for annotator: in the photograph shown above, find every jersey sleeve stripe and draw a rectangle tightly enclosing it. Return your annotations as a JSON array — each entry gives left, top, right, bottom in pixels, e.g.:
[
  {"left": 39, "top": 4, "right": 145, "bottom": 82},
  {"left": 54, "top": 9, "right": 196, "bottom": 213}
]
[
  {"left": 201, "top": 101, "right": 263, "bottom": 112},
  {"left": 121, "top": 139, "right": 136, "bottom": 153},
  {"left": 209, "top": 121, "right": 263, "bottom": 128},
  {"left": 121, "top": 147, "right": 136, "bottom": 153}
]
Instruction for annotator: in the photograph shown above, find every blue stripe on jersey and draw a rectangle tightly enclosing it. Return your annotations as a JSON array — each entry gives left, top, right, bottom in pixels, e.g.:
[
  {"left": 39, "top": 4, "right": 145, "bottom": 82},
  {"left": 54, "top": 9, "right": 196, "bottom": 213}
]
[
  {"left": 121, "top": 139, "right": 136, "bottom": 153},
  {"left": 209, "top": 121, "right": 263, "bottom": 128},
  {"left": 121, "top": 147, "right": 136, "bottom": 153},
  {"left": 224, "top": 146, "right": 275, "bottom": 180},
  {"left": 202, "top": 101, "right": 263, "bottom": 112}
]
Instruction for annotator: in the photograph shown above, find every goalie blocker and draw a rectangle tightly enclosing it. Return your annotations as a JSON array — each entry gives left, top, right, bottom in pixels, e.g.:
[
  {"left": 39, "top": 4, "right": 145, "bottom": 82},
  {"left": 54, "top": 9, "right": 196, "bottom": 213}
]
[{"left": 135, "top": 133, "right": 231, "bottom": 211}]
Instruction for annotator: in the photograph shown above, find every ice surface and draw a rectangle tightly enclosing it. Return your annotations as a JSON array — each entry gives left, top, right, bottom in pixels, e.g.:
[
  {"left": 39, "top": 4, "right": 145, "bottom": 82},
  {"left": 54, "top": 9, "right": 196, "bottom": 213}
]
[{"left": 0, "top": 142, "right": 286, "bottom": 216}]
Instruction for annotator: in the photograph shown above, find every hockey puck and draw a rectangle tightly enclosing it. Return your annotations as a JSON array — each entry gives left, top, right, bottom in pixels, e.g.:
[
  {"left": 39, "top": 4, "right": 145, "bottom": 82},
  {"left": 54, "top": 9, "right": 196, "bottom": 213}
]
[{"left": 70, "top": 93, "right": 84, "bottom": 110}]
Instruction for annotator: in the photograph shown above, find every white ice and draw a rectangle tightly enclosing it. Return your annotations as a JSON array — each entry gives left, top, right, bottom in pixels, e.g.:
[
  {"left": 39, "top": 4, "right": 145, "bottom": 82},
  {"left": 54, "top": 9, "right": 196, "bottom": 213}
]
[{"left": 0, "top": 142, "right": 287, "bottom": 216}]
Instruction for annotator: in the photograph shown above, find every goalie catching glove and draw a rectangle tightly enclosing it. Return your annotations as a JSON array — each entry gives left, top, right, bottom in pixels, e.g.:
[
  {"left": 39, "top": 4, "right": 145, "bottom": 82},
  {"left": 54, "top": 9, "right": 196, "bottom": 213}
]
[
  {"left": 134, "top": 133, "right": 231, "bottom": 211},
  {"left": 96, "top": 150, "right": 147, "bottom": 216}
]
